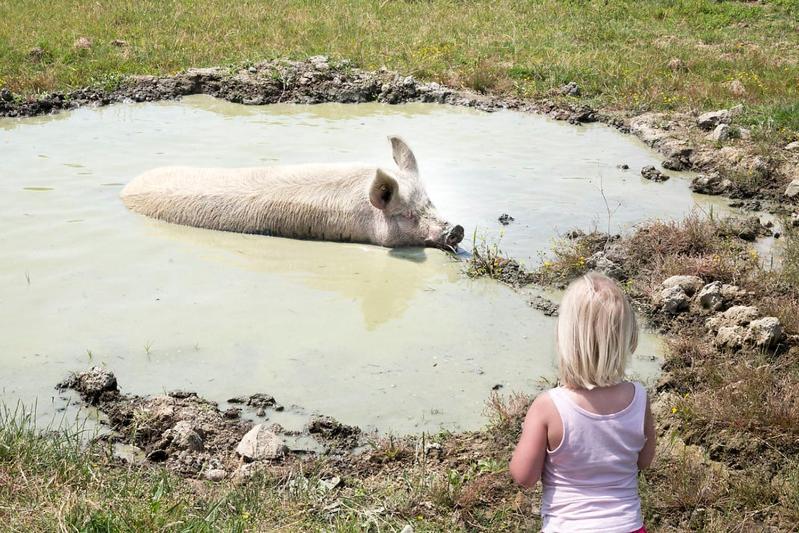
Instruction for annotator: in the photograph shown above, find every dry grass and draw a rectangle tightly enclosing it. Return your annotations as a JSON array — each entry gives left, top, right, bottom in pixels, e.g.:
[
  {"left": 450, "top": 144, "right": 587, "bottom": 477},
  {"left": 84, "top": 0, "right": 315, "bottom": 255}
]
[{"left": 526, "top": 211, "right": 799, "bottom": 529}]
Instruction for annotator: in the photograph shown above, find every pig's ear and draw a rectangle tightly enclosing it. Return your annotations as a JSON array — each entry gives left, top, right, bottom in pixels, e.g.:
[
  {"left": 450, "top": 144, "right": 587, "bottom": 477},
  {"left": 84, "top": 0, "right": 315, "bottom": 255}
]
[
  {"left": 369, "top": 169, "right": 399, "bottom": 211},
  {"left": 388, "top": 136, "right": 418, "bottom": 175}
]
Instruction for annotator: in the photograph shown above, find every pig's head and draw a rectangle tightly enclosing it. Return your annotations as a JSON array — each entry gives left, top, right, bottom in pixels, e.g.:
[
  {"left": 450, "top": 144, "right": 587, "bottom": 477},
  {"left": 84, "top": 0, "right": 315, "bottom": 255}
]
[{"left": 369, "top": 136, "right": 464, "bottom": 251}]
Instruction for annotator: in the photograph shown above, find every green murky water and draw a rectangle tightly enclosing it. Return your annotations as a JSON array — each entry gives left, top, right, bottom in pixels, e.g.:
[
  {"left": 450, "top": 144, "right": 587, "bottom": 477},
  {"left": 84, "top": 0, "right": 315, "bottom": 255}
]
[{"left": 0, "top": 96, "right": 722, "bottom": 433}]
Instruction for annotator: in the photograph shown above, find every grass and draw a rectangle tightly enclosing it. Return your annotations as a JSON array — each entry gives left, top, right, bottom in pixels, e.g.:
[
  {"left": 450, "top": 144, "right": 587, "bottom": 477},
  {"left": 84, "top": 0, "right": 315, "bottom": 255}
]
[
  {"left": 0, "top": 0, "right": 797, "bottom": 134},
  {"left": 0, "top": 404, "right": 539, "bottom": 532}
]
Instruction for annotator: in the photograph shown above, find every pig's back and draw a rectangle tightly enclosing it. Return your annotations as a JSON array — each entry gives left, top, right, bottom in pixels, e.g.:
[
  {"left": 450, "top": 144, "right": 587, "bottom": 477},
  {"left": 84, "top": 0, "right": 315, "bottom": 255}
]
[
  {"left": 119, "top": 163, "right": 379, "bottom": 238},
  {"left": 121, "top": 164, "right": 374, "bottom": 198}
]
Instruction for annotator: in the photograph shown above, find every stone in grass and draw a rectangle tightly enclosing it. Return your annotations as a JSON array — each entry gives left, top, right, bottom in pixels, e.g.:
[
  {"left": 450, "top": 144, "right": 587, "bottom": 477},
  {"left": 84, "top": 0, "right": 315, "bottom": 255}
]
[
  {"left": 658, "top": 286, "right": 690, "bottom": 314},
  {"left": 236, "top": 424, "right": 287, "bottom": 461},
  {"left": 697, "top": 109, "right": 730, "bottom": 130},
  {"left": 785, "top": 179, "right": 799, "bottom": 199},
  {"left": 204, "top": 468, "right": 227, "bottom": 482},
  {"left": 706, "top": 305, "right": 760, "bottom": 330},
  {"left": 641, "top": 165, "right": 670, "bottom": 182},
  {"left": 707, "top": 124, "right": 732, "bottom": 142},
  {"left": 744, "top": 317, "right": 783, "bottom": 350},
  {"left": 697, "top": 281, "right": 724, "bottom": 311},
  {"left": 691, "top": 174, "right": 733, "bottom": 196},
  {"left": 559, "top": 81, "right": 580, "bottom": 96},
  {"left": 715, "top": 325, "right": 746, "bottom": 350},
  {"left": 662, "top": 275, "right": 704, "bottom": 296}
]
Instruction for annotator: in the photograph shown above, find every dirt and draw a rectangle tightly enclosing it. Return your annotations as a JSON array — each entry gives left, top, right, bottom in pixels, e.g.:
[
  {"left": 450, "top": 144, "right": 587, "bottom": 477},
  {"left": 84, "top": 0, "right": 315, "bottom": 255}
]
[
  {"left": 57, "top": 367, "right": 367, "bottom": 479},
  {"left": 2, "top": 56, "right": 796, "bottom": 213}
]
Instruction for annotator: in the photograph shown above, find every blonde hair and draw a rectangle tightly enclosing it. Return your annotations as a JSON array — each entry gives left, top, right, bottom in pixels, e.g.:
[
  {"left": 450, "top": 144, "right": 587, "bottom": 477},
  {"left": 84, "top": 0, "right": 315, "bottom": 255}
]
[{"left": 556, "top": 272, "right": 639, "bottom": 390}]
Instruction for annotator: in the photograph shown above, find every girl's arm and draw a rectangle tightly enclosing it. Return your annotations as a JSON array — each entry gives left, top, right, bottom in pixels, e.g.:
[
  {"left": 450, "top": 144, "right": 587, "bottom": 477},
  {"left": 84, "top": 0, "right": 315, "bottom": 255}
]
[
  {"left": 638, "top": 393, "right": 656, "bottom": 469},
  {"left": 509, "top": 394, "right": 550, "bottom": 488}
]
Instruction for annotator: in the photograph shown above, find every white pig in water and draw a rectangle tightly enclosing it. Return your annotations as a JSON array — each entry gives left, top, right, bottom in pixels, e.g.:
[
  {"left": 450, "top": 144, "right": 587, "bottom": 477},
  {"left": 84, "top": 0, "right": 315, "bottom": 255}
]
[{"left": 121, "top": 136, "right": 464, "bottom": 250}]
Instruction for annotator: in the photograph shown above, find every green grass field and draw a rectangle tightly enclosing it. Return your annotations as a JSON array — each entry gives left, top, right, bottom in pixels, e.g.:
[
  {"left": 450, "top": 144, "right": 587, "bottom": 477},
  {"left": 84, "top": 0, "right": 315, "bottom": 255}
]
[{"left": 1, "top": 0, "right": 798, "bottom": 134}]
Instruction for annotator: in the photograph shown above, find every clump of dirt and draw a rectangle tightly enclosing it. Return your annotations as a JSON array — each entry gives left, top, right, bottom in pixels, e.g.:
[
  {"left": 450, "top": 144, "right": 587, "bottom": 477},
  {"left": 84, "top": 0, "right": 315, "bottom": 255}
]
[
  {"left": 307, "top": 415, "right": 361, "bottom": 449},
  {"left": 57, "top": 367, "right": 366, "bottom": 479}
]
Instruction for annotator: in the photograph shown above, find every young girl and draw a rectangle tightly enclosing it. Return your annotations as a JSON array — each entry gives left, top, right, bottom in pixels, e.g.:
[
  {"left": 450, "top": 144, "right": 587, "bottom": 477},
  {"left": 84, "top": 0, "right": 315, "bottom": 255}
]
[{"left": 510, "top": 272, "right": 656, "bottom": 533}]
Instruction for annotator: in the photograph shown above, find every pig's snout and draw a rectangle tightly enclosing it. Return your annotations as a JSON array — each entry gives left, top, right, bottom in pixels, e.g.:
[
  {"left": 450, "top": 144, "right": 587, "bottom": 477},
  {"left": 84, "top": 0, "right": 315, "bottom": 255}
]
[
  {"left": 446, "top": 225, "right": 464, "bottom": 247},
  {"left": 427, "top": 224, "right": 464, "bottom": 252}
]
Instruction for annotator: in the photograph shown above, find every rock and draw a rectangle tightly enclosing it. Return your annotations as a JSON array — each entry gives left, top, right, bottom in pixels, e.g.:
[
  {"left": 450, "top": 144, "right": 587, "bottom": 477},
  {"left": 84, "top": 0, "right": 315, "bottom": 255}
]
[
  {"left": 0, "top": 88, "right": 12, "bottom": 102},
  {"left": 785, "top": 179, "right": 799, "bottom": 199},
  {"left": 744, "top": 317, "right": 783, "bottom": 350},
  {"left": 565, "top": 229, "right": 585, "bottom": 239},
  {"left": 786, "top": 141, "right": 799, "bottom": 151},
  {"left": 318, "top": 476, "right": 342, "bottom": 491},
  {"left": 498, "top": 213, "right": 515, "bottom": 226},
  {"left": 256, "top": 408, "right": 266, "bottom": 417},
  {"left": 667, "top": 57, "right": 685, "bottom": 71},
  {"left": 165, "top": 421, "right": 204, "bottom": 451},
  {"left": 28, "top": 47, "right": 44, "bottom": 61},
  {"left": 74, "top": 37, "right": 92, "bottom": 50},
  {"left": 658, "top": 286, "right": 690, "bottom": 314},
  {"left": 559, "top": 81, "right": 580, "bottom": 96},
  {"left": 110, "top": 39, "right": 128, "bottom": 47},
  {"left": 715, "top": 325, "right": 746, "bottom": 350},
  {"left": 690, "top": 174, "right": 733, "bottom": 196},
  {"left": 235, "top": 424, "right": 287, "bottom": 461},
  {"left": 641, "top": 165, "right": 670, "bottom": 182},
  {"left": 791, "top": 213, "right": 799, "bottom": 227},
  {"left": 697, "top": 110, "right": 729, "bottom": 131},
  {"left": 587, "top": 251, "right": 625, "bottom": 280},
  {"left": 662, "top": 275, "right": 704, "bottom": 296},
  {"left": 618, "top": 163, "right": 630, "bottom": 170},
  {"left": 204, "top": 468, "right": 227, "bottom": 482},
  {"left": 707, "top": 305, "right": 759, "bottom": 330},
  {"left": 738, "top": 128, "right": 751, "bottom": 140},
  {"left": 400, "top": 526, "right": 414, "bottom": 533},
  {"left": 697, "top": 282, "right": 724, "bottom": 311},
  {"left": 728, "top": 79, "right": 746, "bottom": 97},
  {"left": 707, "top": 124, "right": 731, "bottom": 142}
]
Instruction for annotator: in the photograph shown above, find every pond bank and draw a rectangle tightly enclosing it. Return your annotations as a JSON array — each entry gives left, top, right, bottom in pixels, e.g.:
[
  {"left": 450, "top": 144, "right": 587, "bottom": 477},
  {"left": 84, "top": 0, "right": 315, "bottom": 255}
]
[
  {"left": 32, "top": 211, "right": 799, "bottom": 531},
  {"left": 1, "top": 57, "right": 797, "bottom": 213}
]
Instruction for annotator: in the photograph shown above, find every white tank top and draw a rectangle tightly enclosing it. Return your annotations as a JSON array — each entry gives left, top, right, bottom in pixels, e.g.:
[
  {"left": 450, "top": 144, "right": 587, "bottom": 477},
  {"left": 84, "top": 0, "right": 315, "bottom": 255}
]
[{"left": 541, "top": 382, "right": 646, "bottom": 533}]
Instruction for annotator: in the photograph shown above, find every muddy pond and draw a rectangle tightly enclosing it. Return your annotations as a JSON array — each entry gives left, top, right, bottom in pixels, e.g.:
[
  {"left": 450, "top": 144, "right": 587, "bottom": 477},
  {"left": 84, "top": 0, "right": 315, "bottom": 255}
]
[{"left": 1, "top": 96, "right": 725, "bottom": 434}]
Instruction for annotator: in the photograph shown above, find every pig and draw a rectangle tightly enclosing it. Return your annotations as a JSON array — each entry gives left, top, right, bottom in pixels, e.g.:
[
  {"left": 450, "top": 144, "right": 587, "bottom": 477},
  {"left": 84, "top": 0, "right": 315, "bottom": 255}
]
[{"left": 120, "top": 136, "right": 464, "bottom": 250}]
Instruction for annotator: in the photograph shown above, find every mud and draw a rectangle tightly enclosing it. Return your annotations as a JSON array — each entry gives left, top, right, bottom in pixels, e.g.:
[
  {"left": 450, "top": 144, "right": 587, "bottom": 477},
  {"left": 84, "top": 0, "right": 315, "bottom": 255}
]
[
  {"left": 58, "top": 367, "right": 366, "bottom": 479},
  {"left": 2, "top": 56, "right": 796, "bottom": 211}
]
